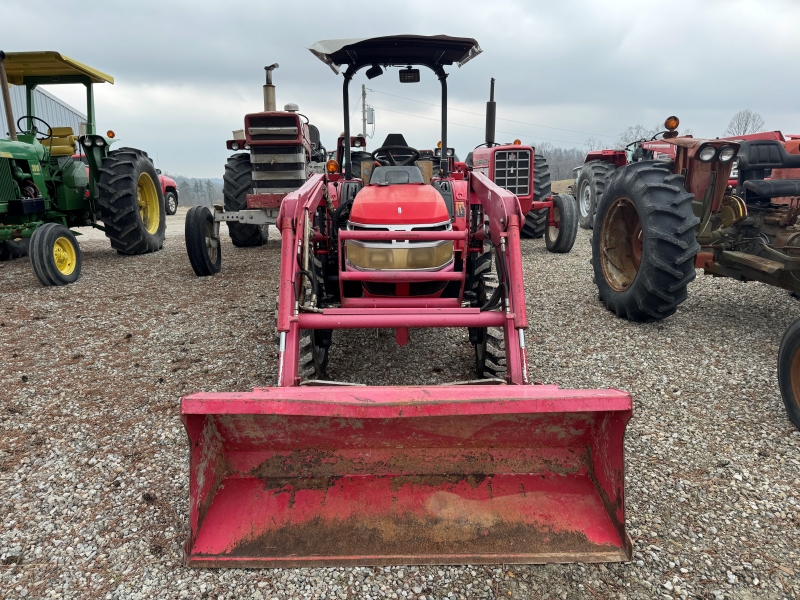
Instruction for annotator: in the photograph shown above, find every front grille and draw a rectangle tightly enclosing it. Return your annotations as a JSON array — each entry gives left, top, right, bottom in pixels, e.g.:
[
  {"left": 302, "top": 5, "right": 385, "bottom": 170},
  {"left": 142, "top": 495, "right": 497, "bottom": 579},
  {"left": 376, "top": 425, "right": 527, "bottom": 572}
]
[
  {"left": 0, "top": 159, "right": 16, "bottom": 202},
  {"left": 246, "top": 115, "right": 300, "bottom": 141},
  {"left": 494, "top": 149, "right": 531, "bottom": 196}
]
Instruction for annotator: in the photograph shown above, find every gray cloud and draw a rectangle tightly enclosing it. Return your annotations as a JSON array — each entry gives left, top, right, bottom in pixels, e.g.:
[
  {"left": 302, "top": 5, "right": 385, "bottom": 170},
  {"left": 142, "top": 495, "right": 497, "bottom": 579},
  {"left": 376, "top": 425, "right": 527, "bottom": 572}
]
[{"left": 3, "top": 0, "right": 797, "bottom": 177}]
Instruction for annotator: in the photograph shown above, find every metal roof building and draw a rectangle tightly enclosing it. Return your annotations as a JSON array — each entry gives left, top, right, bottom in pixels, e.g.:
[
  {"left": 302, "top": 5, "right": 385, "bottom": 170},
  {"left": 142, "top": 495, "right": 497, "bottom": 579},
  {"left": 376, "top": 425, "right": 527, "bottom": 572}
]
[{"left": 1, "top": 84, "right": 86, "bottom": 136}]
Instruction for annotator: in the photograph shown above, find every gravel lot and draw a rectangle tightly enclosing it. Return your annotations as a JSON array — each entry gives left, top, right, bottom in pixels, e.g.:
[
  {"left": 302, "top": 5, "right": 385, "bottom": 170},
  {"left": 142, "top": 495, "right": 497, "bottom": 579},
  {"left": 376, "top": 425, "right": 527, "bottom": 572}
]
[{"left": 1, "top": 209, "right": 800, "bottom": 600}]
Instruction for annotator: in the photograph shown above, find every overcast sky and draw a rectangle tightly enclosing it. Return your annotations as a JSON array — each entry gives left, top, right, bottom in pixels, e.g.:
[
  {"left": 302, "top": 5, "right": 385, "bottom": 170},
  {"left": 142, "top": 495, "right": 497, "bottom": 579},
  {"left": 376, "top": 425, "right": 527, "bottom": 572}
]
[{"left": 3, "top": 0, "right": 798, "bottom": 178}]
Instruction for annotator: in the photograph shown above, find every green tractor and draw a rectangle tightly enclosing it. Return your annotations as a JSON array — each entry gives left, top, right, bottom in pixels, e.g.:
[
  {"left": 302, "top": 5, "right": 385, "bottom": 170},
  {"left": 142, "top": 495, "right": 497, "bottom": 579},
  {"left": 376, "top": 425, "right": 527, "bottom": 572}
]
[{"left": 0, "top": 51, "right": 165, "bottom": 286}]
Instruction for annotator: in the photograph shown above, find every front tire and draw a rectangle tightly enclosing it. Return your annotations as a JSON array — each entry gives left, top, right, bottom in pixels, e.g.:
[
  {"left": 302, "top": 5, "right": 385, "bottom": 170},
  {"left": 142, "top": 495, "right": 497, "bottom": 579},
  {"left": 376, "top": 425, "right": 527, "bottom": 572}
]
[
  {"left": 98, "top": 148, "right": 166, "bottom": 254},
  {"left": 185, "top": 206, "right": 221, "bottom": 276},
  {"left": 545, "top": 194, "right": 579, "bottom": 253},
  {"left": 577, "top": 160, "right": 616, "bottom": 229},
  {"left": 223, "top": 153, "right": 269, "bottom": 247},
  {"left": 474, "top": 261, "right": 507, "bottom": 381},
  {"left": 521, "top": 153, "right": 551, "bottom": 239},
  {"left": 165, "top": 191, "right": 178, "bottom": 215},
  {"left": 29, "top": 223, "right": 82, "bottom": 286},
  {"left": 591, "top": 161, "right": 699, "bottom": 321},
  {"left": 778, "top": 318, "right": 800, "bottom": 430}
]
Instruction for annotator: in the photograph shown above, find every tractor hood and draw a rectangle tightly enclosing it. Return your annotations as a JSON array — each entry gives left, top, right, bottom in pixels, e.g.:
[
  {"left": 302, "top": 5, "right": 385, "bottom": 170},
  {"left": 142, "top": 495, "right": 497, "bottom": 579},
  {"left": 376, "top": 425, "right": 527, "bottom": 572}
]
[{"left": 349, "top": 184, "right": 450, "bottom": 226}]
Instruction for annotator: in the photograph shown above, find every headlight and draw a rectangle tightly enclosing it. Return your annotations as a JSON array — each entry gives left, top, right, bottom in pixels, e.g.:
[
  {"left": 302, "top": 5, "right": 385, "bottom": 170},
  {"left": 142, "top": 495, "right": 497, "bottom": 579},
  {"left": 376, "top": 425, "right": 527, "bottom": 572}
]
[
  {"left": 231, "top": 141, "right": 240, "bottom": 151},
  {"left": 94, "top": 137, "right": 105, "bottom": 147},
  {"left": 83, "top": 137, "right": 93, "bottom": 147},
  {"left": 698, "top": 146, "right": 716, "bottom": 162},
  {"left": 244, "top": 143, "right": 250, "bottom": 150},
  {"left": 345, "top": 241, "right": 454, "bottom": 270},
  {"left": 718, "top": 146, "right": 736, "bottom": 162}
]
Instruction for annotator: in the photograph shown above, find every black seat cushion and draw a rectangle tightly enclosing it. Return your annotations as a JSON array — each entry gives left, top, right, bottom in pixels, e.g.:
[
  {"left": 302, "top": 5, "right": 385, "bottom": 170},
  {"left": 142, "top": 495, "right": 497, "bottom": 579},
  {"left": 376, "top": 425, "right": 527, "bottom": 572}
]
[
  {"left": 370, "top": 166, "right": 424, "bottom": 185},
  {"left": 743, "top": 179, "right": 800, "bottom": 198}
]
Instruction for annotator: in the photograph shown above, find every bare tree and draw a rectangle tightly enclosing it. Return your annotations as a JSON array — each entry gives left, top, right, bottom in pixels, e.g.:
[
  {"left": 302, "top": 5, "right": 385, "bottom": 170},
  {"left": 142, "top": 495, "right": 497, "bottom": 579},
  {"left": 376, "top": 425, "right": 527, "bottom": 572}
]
[
  {"left": 615, "top": 124, "right": 663, "bottom": 148},
  {"left": 725, "top": 109, "right": 765, "bottom": 136},
  {"left": 584, "top": 136, "right": 604, "bottom": 151}
]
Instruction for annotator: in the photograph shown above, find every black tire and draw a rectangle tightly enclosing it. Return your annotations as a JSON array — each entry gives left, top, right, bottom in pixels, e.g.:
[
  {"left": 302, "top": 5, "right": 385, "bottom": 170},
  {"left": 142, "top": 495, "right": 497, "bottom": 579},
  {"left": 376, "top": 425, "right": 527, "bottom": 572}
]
[
  {"left": 97, "top": 148, "right": 166, "bottom": 254},
  {"left": 577, "top": 160, "right": 616, "bottom": 229},
  {"left": 778, "top": 318, "right": 800, "bottom": 430},
  {"left": 29, "top": 223, "right": 82, "bottom": 286},
  {"left": 299, "top": 330, "right": 328, "bottom": 381},
  {"left": 185, "top": 206, "right": 221, "bottom": 276},
  {"left": 0, "top": 239, "right": 29, "bottom": 261},
  {"left": 521, "top": 153, "right": 551, "bottom": 239},
  {"left": 223, "top": 153, "right": 269, "bottom": 247},
  {"left": 165, "top": 191, "right": 178, "bottom": 215},
  {"left": 591, "top": 161, "right": 699, "bottom": 322},
  {"left": 545, "top": 194, "right": 579, "bottom": 253},
  {"left": 474, "top": 264, "right": 507, "bottom": 381}
]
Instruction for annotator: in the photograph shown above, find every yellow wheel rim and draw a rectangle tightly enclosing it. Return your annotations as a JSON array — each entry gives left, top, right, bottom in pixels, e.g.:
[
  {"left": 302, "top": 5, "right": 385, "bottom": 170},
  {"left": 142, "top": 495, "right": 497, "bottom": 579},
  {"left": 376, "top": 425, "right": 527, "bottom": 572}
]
[
  {"left": 53, "top": 236, "right": 77, "bottom": 275},
  {"left": 137, "top": 172, "right": 160, "bottom": 235}
]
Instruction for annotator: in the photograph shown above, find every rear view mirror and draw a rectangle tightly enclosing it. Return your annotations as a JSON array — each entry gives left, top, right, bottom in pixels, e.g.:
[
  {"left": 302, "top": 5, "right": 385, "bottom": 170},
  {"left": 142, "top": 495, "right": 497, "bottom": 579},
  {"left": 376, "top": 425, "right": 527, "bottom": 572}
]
[{"left": 399, "top": 68, "right": 420, "bottom": 83}]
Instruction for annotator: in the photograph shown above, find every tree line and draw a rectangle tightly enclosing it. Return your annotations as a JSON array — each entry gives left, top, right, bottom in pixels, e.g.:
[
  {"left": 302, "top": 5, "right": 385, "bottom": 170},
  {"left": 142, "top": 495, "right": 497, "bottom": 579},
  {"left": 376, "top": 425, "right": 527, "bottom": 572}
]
[{"left": 164, "top": 175, "right": 223, "bottom": 207}]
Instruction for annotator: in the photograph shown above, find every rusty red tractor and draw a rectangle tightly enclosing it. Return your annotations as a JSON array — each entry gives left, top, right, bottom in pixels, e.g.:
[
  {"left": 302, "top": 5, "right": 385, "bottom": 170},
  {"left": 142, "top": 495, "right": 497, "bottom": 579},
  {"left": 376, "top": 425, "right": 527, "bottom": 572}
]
[
  {"left": 185, "top": 64, "right": 327, "bottom": 276},
  {"left": 590, "top": 118, "right": 800, "bottom": 429},
  {"left": 180, "top": 35, "right": 629, "bottom": 567}
]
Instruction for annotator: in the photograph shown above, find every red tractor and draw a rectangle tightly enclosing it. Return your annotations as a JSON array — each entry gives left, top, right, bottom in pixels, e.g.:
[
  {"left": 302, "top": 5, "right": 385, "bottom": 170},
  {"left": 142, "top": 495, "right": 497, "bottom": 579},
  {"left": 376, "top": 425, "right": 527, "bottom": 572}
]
[
  {"left": 180, "top": 35, "right": 629, "bottom": 567},
  {"left": 185, "top": 64, "right": 327, "bottom": 275},
  {"left": 590, "top": 117, "right": 800, "bottom": 430}
]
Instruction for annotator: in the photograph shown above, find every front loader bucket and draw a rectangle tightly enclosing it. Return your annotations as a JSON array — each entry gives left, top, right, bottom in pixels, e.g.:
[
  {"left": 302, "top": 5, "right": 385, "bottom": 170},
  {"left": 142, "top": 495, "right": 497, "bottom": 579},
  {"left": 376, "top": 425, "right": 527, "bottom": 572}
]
[{"left": 181, "top": 384, "right": 632, "bottom": 567}]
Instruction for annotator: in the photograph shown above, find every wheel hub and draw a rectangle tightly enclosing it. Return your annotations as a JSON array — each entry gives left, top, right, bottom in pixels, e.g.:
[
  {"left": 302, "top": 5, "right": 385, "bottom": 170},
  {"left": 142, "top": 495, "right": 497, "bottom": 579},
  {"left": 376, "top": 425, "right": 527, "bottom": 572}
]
[
  {"left": 137, "top": 173, "right": 160, "bottom": 234},
  {"left": 580, "top": 182, "right": 591, "bottom": 218},
  {"left": 52, "top": 236, "right": 76, "bottom": 275},
  {"left": 600, "top": 197, "right": 642, "bottom": 292}
]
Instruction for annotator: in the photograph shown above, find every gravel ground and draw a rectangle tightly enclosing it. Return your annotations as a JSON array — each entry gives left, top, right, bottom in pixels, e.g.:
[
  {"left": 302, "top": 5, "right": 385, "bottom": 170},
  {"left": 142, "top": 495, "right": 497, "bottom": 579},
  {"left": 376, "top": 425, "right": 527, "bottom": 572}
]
[{"left": 1, "top": 212, "right": 799, "bottom": 600}]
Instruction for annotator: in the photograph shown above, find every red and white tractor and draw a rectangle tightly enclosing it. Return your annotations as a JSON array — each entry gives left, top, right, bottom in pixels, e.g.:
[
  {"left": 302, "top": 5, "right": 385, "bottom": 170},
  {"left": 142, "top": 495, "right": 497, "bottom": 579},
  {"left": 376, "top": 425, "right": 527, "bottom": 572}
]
[
  {"left": 184, "top": 64, "right": 327, "bottom": 275},
  {"left": 181, "top": 35, "right": 629, "bottom": 567}
]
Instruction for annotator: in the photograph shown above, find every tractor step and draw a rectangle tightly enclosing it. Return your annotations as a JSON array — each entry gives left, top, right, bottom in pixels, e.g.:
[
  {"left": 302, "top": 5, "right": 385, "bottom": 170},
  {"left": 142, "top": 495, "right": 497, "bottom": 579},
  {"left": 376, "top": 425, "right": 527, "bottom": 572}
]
[
  {"left": 181, "top": 384, "right": 632, "bottom": 567},
  {"left": 722, "top": 250, "right": 784, "bottom": 274}
]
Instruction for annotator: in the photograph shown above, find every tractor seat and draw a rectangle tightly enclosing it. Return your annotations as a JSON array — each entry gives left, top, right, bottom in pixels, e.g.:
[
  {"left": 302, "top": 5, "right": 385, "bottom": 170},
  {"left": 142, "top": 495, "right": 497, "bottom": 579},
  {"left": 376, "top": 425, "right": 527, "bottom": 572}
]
[
  {"left": 370, "top": 166, "right": 424, "bottom": 185},
  {"left": 743, "top": 179, "right": 800, "bottom": 199},
  {"left": 39, "top": 127, "right": 76, "bottom": 157},
  {"left": 738, "top": 140, "right": 800, "bottom": 172}
]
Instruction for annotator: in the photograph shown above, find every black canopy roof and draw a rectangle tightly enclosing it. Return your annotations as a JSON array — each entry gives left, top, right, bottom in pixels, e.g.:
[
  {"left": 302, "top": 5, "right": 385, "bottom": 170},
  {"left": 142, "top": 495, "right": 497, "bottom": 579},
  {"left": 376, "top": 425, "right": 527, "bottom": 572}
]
[{"left": 309, "top": 35, "right": 481, "bottom": 74}]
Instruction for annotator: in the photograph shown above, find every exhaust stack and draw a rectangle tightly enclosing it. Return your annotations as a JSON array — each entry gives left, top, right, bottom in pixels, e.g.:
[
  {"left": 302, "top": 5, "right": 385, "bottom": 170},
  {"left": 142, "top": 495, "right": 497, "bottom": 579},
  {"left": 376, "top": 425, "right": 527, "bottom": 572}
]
[
  {"left": 263, "top": 63, "right": 279, "bottom": 112},
  {"left": 485, "top": 77, "right": 496, "bottom": 147}
]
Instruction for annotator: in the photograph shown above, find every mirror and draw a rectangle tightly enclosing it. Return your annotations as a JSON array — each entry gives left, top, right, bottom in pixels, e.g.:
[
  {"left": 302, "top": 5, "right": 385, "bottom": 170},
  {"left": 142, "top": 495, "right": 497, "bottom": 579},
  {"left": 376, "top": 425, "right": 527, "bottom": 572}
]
[{"left": 156, "top": 169, "right": 162, "bottom": 174}]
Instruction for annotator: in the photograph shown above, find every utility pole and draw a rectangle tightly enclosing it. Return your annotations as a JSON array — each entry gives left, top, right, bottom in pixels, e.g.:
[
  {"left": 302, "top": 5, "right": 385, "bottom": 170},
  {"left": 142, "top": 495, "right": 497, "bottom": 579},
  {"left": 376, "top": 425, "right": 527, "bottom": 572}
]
[{"left": 361, "top": 84, "right": 367, "bottom": 138}]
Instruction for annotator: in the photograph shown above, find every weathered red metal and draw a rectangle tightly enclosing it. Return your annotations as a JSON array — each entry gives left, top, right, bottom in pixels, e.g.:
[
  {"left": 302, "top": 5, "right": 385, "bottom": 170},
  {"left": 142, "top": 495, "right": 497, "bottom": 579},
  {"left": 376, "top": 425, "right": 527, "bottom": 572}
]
[
  {"left": 246, "top": 192, "right": 285, "bottom": 209},
  {"left": 181, "top": 384, "right": 632, "bottom": 567}
]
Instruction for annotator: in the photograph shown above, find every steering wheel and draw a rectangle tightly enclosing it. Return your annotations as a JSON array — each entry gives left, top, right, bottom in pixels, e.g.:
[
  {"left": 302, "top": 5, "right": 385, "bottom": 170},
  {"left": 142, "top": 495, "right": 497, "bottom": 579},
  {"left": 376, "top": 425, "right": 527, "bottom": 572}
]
[
  {"left": 371, "top": 145, "right": 421, "bottom": 167},
  {"left": 17, "top": 115, "right": 52, "bottom": 139}
]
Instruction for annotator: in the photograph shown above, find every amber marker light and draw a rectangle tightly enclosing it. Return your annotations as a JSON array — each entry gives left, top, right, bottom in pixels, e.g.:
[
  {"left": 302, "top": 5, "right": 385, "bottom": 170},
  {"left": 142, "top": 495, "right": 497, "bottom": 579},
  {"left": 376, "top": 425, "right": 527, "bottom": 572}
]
[
  {"left": 664, "top": 116, "right": 680, "bottom": 131},
  {"left": 107, "top": 130, "right": 115, "bottom": 138},
  {"left": 513, "top": 139, "right": 521, "bottom": 145},
  {"left": 326, "top": 159, "right": 339, "bottom": 174},
  {"left": 437, "top": 141, "right": 442, "bottom": 148}
]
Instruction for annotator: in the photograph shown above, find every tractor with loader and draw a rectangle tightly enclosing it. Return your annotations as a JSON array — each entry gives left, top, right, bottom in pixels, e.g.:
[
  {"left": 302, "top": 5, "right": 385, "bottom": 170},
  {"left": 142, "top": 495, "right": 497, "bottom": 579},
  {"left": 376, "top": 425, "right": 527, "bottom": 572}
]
[
  {"left": 185, "top": 64, "right": 326, "bottom": 275},
  {"left": 0, "top": 51, "right": 166, "bottom": 286},
  {"left": 589, "top": 117, "right": 800, "bottom": 430},
  {"left": 181, "top": 35, "right": 628, "bottom": 567}
]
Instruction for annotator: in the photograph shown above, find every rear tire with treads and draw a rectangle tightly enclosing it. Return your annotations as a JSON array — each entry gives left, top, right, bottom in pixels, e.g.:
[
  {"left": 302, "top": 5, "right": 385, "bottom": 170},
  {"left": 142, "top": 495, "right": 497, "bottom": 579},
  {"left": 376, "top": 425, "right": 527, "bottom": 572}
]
[
  {"left": 223, "top": 153, "right": 269, "bottom": 247},
  {"left": 578, "top": 160, "right": 616, "bottom": 229},
  {"left": 97, "top": 148, "right": 166, "bottom": 254},
  {"left": 521, "top": 152, "right": 551, "bottom": 239},
  {"left": 778, "top": 318, "right": 800, "bottom": 431},
  {"left": 591, "top": 160, "right": 699, "bottom": 321}
]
